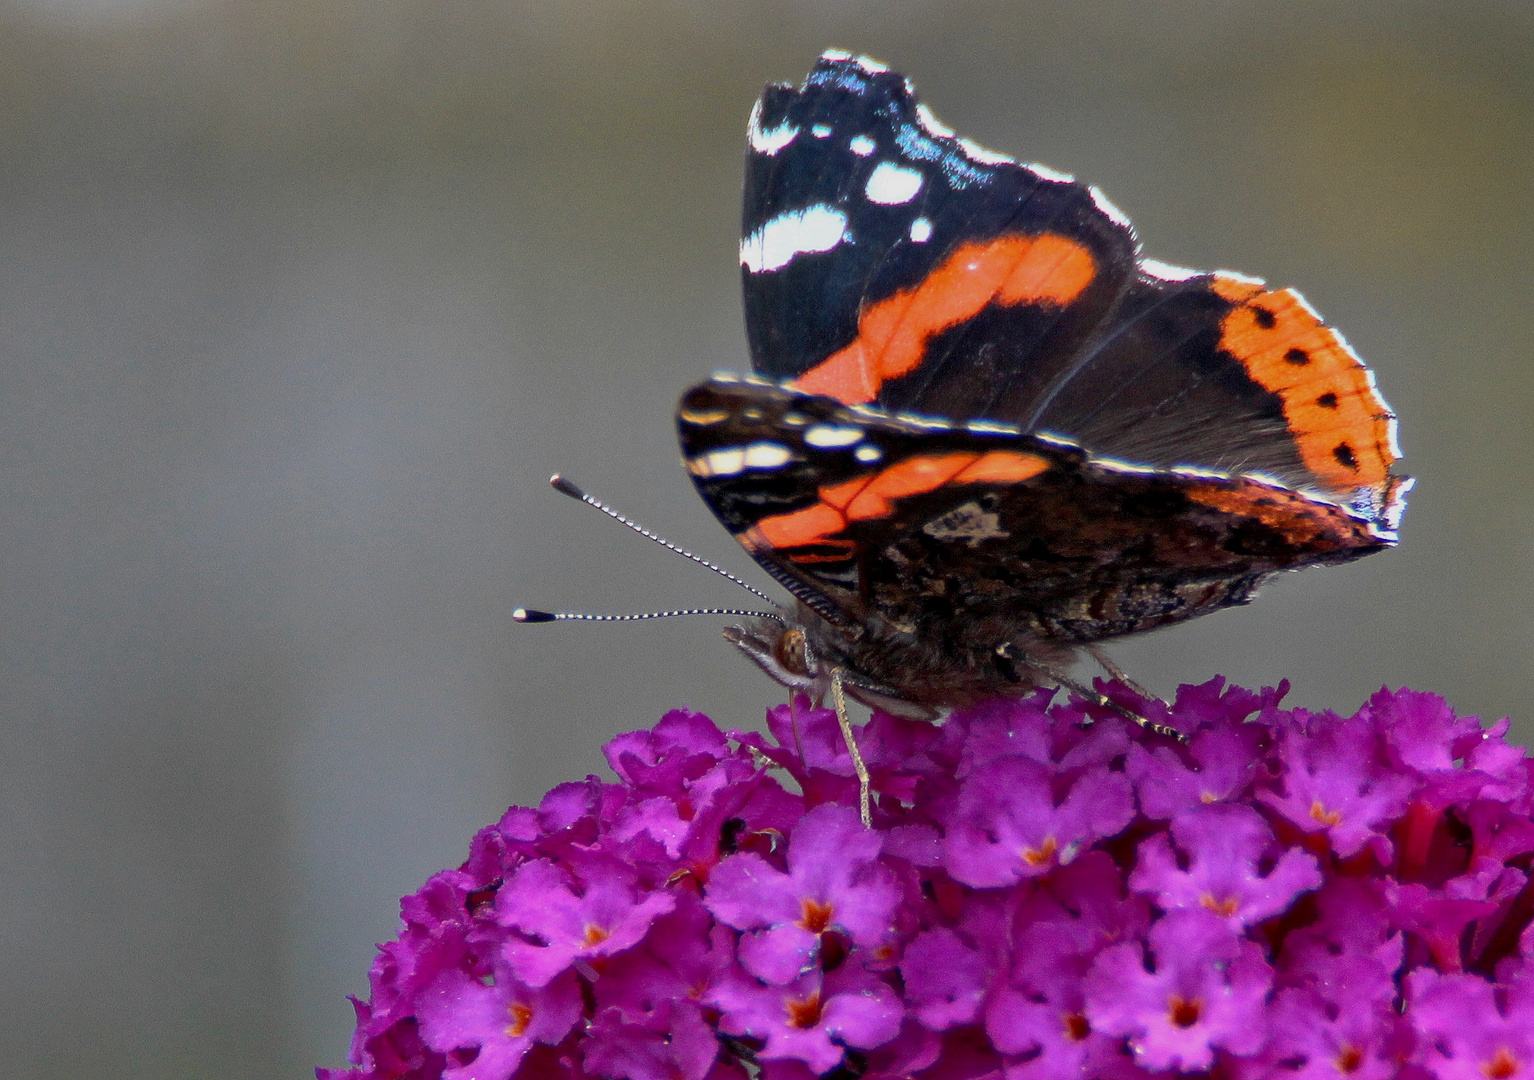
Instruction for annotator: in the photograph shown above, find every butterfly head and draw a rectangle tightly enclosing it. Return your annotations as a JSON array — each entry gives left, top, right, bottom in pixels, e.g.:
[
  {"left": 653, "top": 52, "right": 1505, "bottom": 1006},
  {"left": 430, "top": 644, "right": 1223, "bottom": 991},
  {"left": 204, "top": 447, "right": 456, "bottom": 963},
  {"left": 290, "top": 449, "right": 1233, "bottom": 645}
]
[{"left": 721, "top": 606, "right": 828, "bottom": 698}]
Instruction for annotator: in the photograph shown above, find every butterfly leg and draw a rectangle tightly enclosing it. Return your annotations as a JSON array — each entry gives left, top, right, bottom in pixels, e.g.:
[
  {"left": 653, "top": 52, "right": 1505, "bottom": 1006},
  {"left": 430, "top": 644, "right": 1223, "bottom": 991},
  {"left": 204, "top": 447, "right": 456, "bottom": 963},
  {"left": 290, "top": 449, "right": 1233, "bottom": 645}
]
[
  {"left": 830, "top": 668, "right": 873, "bottom": 827},
  {"left": 1085, "top": 645, "right": 1165, "bottom": 705},
  {"left": 1048, "top": 668, "right": 1186, "bottom": 743}
]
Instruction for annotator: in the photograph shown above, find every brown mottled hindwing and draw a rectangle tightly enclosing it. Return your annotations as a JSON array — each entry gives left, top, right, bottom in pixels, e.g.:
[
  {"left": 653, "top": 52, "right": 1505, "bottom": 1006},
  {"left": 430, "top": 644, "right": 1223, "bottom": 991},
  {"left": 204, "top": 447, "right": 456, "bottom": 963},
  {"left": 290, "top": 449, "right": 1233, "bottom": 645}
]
[{"left": 680, "top": 378, "right": 1390, "bottom": 661}]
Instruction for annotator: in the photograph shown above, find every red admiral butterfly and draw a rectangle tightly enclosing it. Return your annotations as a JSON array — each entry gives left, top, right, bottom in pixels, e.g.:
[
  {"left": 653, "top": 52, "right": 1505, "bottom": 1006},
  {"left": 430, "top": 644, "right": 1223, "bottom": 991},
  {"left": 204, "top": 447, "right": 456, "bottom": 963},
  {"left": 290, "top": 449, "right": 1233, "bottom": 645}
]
[{"left": 679, "top": 51, "right": 1408, "bottom": 726}]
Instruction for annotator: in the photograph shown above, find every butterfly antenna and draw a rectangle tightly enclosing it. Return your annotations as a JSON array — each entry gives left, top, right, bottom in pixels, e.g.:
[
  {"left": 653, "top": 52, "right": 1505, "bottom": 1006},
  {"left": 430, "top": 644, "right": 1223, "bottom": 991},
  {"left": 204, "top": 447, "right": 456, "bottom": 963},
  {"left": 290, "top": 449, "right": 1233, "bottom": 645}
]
[
  {"left": 515, "top": 607, "right": 783, "bottom": 624},
  {"left": 546, "top": 474, "right": 777, "bottom": 604}
]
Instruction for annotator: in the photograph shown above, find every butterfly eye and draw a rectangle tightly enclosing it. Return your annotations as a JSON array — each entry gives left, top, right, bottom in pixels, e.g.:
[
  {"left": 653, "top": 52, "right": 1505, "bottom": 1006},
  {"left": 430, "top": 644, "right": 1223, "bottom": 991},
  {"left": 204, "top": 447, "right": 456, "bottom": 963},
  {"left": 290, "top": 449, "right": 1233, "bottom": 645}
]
[{"left": 774, "top": 627, "right": 813, "bottom": 677}]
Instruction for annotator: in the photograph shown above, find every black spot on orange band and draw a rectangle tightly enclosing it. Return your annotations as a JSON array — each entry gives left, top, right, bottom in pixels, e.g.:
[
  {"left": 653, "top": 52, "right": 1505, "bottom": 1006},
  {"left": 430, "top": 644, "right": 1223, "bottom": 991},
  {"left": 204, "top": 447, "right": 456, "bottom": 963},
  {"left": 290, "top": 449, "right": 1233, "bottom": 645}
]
[{"left": 1210, "top": 274, "right": 1397, "bottom": 496}]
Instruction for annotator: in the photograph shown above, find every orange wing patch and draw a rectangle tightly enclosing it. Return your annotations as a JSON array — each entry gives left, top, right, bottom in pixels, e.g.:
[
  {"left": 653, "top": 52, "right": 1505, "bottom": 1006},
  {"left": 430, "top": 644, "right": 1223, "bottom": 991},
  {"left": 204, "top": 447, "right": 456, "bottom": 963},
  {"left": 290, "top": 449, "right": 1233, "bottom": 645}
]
[
  {"left": 1211, "top": 274, "right": 1397, "bottom": 495},
  {"left": 793, "top": 234, "right": 1097, "bottom": 405},
  {"left": 749, "top": 450, "right": 1050, "bottom": 556}
]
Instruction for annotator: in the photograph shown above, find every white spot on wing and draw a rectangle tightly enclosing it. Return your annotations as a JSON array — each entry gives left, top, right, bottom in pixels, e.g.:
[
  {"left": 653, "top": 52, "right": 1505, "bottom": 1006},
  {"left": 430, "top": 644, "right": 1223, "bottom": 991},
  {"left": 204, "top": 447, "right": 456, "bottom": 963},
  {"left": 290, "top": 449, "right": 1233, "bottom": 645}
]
[
  {"left": 1026, "top": 162, "right": 1075, "bottom": 184},
  {"left": 958, "top": 137, "right": 1014, "bottom": 166},
  {"left": 1141, "top": 258, "right": 1201, "bottom": 282},
  {"left": 693, "top": 442, "right": 794, "bottom": 478},
  {"left": 864, "top": 161, "right": 924, "bottom": 205},
  {"left": 909, "top": 217, "right": 933, "bottom": 243},
  {"left": 854, "top": 444, "right": 883, "bottom": 463},
  {"left": 915, "top": 103, "right": 954, "bottom": 138},
  {"left": 849, "top": 135, "right": 876, "bottom": 157},
  {"left": 852, "top": 54, "right": 889, "bottom": 74},
  {"left": 747, "top": 101, "right": 798, "bottom": 156},
  {"left": 804, "top": 424, "right": 864, "bottom": 448},
  {"left": 696, "top": 448, "right": 744, "bottom": 477},
  {"left": 1088, "top": 185, "right": 1131, "bottom": 227},
  {"left": 744, "top": 442, "right": 794, "bottom": 469},
  {"left": 740, "top": 205, "right": 848, "bottom": 273},
  {"left": 811, "top": 124, "right": 832, "bottom": 138}
]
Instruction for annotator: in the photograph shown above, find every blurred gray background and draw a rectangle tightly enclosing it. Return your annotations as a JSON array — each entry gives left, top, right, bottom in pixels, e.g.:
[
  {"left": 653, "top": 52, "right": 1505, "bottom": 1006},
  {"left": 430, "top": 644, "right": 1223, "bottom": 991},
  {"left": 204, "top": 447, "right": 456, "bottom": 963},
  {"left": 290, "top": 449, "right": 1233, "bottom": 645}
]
[{"left": 0, "top": 1, "right": 1529, "bottom": 1075}]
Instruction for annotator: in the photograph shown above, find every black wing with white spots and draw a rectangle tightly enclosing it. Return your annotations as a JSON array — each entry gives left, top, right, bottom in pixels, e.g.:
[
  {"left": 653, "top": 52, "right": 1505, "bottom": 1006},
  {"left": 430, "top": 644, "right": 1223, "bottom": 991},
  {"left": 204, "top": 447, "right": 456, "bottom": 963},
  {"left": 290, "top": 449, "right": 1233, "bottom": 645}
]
[{"left": 740, "top": 50, "right": 1139, "bottom": 423}]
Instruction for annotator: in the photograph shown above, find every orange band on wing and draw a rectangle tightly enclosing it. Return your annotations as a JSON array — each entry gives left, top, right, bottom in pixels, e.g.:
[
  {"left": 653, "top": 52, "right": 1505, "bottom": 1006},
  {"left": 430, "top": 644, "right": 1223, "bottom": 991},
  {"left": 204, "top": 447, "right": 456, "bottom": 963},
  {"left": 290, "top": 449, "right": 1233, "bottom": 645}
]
[
  {"left": 793, "top": 234, "right": 1097, "bottom": 405},
  {"left": 1211, "top": 274, "right": 1396, "bottom": 494},
  {"left": 751, "top": 450, "right": 1050, "bottom": 554}
]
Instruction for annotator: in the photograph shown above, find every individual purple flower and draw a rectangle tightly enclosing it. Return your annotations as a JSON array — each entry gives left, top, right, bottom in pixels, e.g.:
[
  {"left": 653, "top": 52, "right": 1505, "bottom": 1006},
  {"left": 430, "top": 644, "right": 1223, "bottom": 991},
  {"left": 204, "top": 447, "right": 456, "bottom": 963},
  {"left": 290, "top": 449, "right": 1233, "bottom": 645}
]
[
  {"left": 981, "top": 853, "right": 1151, "bottom": 1078},
  {"left": 414, "top": 962, "right": 583, "bottom": 1080},
  {"left": 706, "top": 958, "right": 903, "bottom": 1074},
  {"left": 496, "top": 856, "right": 675, "bottom": 986},
  {"left": 1127, "top": 720, "right": 1265, "bottom": 818},
  {"left": 1368, "top": 687, "right": 1484, "bottom": 776},
  {"left": 1130, "top": 803, "right": 1322, "bottom": 929},
  {"left": 1254, "top": 985, "right": 1404, "bottom": 1080},
  {"left": 986, "top": 918, "right": 1132, "bottom": 1078},
  {"left": 1276, "top": 879, "right": 1404, "bottom": 1005},
  {"left": 593, "top": 894, "right": 735, "bottom": 1027},
  {"left": 1258, "top": 710, "right": 1415, "bottom": 859},
  {"left": 1409, "top": 968, "right": 1534, "bottom": 1080},
  {"left": 1084, "top": 909, "right": 1272, "bottom": 1071},
  {"left": 705, "top": 803, "right": 898, "bottom": 984},
  {"left": 941, "top": 754, "right": 1134, "bottom": 887}
]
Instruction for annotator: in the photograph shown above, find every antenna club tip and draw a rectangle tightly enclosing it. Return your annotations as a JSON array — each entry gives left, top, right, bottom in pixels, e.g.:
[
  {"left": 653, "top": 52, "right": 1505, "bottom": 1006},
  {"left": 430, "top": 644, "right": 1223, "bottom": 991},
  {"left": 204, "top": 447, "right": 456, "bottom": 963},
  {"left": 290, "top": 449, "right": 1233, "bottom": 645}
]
[
  {"left": 549, "top": 474, "right": 585, "bottom": 499},
  {"left": 513, "top": 607, "right": 558, "bottom": 623}
]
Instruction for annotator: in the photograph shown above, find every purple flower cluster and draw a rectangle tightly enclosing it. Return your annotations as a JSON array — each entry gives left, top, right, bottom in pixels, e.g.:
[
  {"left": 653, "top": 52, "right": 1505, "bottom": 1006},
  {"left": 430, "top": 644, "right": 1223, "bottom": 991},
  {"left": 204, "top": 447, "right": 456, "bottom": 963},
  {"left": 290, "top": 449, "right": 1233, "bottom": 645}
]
[{"left": 320, "top": 679, "right": 1534, "bottom": 1079}]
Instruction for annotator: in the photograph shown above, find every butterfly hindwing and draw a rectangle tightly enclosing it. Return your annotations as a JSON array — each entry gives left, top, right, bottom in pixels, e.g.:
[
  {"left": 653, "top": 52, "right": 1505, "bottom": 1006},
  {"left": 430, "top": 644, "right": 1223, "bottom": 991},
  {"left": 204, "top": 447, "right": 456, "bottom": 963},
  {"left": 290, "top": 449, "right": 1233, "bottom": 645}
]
[{"left": 680, "top": 378, "right": 1392, "bottom": 646}]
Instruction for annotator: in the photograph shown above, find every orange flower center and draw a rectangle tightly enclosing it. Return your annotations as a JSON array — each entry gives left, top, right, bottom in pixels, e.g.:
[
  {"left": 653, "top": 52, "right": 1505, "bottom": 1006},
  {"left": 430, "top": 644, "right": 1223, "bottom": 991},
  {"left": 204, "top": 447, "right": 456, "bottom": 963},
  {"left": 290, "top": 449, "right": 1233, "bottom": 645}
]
[
  {"left": 786, "top": 992, "right": 824, "bottom": 1029},
  {"left": 505, "top": 1002, "right": 533, "bottom": 1038},
  {"left": 799, "top": 897, "right": 834, "bottom": 934},
  {"left": 1310, "top": 800, "right": 1343, "bottom": 827},
  {"left": 1484, "top": 1047, "right": 1520, "bottom": 1080},
  {"left": 1200, "top": 894, "right": 1239, "bottom": 917},
  {"left": 1022, "top": 836, "right": 1059, "bottom": 867},
  {"left": 1168, "top": 995, "right": 1202, "bottom": 1028}
]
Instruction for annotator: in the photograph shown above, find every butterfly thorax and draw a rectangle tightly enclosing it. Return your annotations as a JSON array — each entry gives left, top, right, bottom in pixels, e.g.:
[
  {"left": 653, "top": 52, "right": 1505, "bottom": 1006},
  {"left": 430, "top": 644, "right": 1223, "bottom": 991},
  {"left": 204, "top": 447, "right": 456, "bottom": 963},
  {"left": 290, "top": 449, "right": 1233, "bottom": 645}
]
[{"left": 724, "top": 601, "right": 1079, "bottom": 713}]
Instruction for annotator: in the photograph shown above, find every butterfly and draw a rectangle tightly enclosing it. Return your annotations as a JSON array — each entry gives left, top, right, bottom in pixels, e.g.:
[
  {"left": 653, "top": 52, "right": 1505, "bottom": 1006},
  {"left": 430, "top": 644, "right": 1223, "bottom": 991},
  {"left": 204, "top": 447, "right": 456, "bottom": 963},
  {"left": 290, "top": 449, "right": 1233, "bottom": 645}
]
[{"left": 679, "top": 51, "right": 1407, "bottom": 732}]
